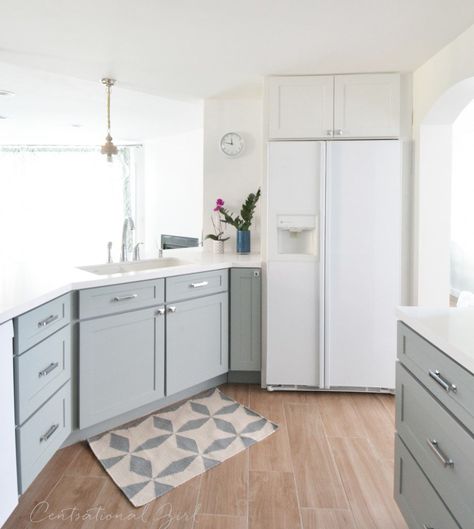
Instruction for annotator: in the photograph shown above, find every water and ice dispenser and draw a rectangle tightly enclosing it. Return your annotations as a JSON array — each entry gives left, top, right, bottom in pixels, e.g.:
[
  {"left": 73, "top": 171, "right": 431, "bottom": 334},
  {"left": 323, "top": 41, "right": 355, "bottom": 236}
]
[{"left": 276, "top": 214, "right": 318, "bottom": 256}]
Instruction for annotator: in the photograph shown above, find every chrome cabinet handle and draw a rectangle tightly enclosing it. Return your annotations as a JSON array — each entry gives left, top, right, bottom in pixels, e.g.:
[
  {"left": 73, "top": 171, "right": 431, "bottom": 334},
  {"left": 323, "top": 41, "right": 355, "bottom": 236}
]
[
  {"left": 326, "top": 129, "right": 333, "bottom": 136},
  {"left": 40, "top": 423, "right": 59, "bottom": 443},
  {"left": 190, "top": 281, "right": 209, "bottom": 288},
  {"left": 38, "top": 362, "right": 59, "bottom": 378},
  {"left": 427, "top": 439, "right": 454, "bottom": 467},
  {"left": 335, "top": 129, "right": 344, "bottom": 136},
  {"left": 422, "top": 525, "right": 434, "bottom": 529},
  {"left": 112, "top": 294, "right": 138, "bottom": 302},
  {"left": 428, "top": 370, "right": 457, "bottom": 393},
  {"left": 37, "top": 314, "right": 59, "bottom": 328},
  {"left": 167, "top": 306, "right": 177, "bottom": 313},
  {"left": 156, "top": 307, "right": 166, "bottom": 316}
]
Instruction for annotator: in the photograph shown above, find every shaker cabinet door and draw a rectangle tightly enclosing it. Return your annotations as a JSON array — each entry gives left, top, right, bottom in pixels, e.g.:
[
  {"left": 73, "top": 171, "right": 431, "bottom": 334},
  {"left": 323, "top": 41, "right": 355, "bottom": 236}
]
[
  {"left": 166, "top": 293, "right": 228, "bottom": 395},
  {"left": 333, "top": 73, "right": 400, "bottom": 138},
  {"left": 268, "top": 75, "right": 334, "bottom": 139},
  {"left": 79, "top": 306, "right": 165, "bottom": 428},
  {"left": 230, "top": 268, "right": 261, "bottom": 372}
]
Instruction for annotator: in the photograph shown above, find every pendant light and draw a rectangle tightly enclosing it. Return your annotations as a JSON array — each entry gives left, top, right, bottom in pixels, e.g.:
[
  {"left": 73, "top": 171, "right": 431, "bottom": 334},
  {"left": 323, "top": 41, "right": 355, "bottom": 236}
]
[{"left": 100, "top": 78, "right": 118, "bottom": 162}]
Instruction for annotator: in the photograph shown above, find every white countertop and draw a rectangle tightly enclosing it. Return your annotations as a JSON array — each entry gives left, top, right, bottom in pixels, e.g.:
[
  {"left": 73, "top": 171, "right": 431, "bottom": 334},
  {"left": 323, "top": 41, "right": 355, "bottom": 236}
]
[
  {"left": 0, "top": 249, "right": 262, "bottom": 325},
  {"left": 397, "top": 306, "right": 474, "bottom": 374}
]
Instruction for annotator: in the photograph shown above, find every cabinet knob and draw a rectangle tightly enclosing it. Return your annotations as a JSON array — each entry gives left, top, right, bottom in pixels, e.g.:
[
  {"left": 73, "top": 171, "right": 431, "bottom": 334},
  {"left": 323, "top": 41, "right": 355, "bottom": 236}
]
[
  {"left": 156, "top": 307, "right": 166, "bottom": 316},
  {"left": 326, "top": 129, "right": 333, "bottom": 136},
  {"left": 167, "top": 306, "right": 177, "bottom": 314},
  {"left": 335, "top": 129, "right": 344, "bottom": 136}
]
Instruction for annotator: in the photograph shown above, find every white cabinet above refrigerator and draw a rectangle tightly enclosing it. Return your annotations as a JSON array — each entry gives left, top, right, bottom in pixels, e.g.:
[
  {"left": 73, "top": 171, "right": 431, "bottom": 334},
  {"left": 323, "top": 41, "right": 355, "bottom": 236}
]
[{"left": 266, "top": 73, "right": 401, "bottom": 140}]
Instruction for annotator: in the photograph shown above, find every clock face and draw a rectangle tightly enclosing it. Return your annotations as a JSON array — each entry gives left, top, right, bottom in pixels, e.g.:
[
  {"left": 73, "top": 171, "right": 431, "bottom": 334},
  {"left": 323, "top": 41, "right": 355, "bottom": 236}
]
[{"left": 220, "top": 132, "right": 244, "bottom": 157}]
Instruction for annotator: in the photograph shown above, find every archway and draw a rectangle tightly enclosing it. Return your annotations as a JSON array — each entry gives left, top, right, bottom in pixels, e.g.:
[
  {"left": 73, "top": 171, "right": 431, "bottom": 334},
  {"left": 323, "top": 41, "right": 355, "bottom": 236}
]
[{"left": 416, "top": 77, "right": 474, "bottom": 306}]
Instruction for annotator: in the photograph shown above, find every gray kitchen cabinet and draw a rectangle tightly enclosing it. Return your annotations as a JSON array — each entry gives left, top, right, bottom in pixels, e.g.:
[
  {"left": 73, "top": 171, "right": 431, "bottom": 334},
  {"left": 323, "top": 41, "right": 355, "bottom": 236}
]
[
  {"left": 230, "top": 268, "right": 261, "bottom": 381},
  {"left": 79, "top": 306, "right": 165, "bottom": 428},
  {"left": 395, "top": 321, "right": 473, "bottom": 529},
  {"left": 166, "top": 292, "right": 228, "bottom": 395}
]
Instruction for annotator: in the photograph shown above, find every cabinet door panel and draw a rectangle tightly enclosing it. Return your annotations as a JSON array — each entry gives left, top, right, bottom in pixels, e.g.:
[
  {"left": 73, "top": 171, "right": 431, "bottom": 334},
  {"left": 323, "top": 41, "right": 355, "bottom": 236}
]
[
  {"left": 230, "top": 269, "right": 261, "bottom": 371},
  {"left": 268, "top": 76, "right": 334, "bottom": 139},
  {"left": 167, "top": 293, "right": 228, "bottom": 395},
  {"left": 79, "top": 307, "right": 165, "bottom": 428},
  {"left": 334, "top": 73, "right": 400, "bottom": 138}
]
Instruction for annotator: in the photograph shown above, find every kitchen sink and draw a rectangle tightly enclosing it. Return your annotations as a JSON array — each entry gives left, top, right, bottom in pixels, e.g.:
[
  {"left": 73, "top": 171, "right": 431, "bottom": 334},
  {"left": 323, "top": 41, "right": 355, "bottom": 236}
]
[{"left": 78, "top": 257, "right": 192, "bottom": 275}]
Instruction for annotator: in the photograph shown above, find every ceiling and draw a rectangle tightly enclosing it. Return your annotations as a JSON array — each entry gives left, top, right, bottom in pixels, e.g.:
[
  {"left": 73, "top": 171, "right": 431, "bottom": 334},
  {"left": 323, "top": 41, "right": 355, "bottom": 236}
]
[
  {"left": 0, "top": 63, "right": 203, "bottom": 144},
  {"left": 1, "top": 0, "right": 474, "bottom": 142}
]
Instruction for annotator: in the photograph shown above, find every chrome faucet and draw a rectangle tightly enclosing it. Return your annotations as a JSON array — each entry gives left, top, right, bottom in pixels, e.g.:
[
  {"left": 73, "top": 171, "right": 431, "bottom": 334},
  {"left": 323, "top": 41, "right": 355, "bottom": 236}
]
[
  {"left": 120, "top": 216, "right": 135, "bottom": 262},
  {"left": 133, "top": 242, "right": 143, "bottom": 261}
]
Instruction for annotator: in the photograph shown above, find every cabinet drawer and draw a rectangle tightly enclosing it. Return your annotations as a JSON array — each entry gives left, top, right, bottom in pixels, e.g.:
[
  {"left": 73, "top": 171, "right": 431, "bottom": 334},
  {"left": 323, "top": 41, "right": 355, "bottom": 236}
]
[
  {"left": 15, "top": 293, "right": 72, "bottom": 354},
  {"left": 398, "top": 322, "right": 474, "bottom": 433},
  {"left": 15, "top": 326, "right": 72, "bottom": 425},
  {"left": 395, "top": 435, "right": 460, "bottom": 529},
  {"left": 166, "top": 269, "right": 228, "bottom": 302},
  {"left": 79, "top": 279, "right": 164, "bottom": 319},
  {"left": 17, "top": 381, "right": 71, "bottom": 492},
  {"left": 396, "top": 363, "right": 473, "bottom": 528}
]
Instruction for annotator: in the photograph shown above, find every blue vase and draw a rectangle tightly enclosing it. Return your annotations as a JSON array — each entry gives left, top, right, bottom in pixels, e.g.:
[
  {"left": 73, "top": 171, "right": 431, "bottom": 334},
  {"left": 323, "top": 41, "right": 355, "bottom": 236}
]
[{"left": 236, "top": 230, "right": 251, "bottom": 254}]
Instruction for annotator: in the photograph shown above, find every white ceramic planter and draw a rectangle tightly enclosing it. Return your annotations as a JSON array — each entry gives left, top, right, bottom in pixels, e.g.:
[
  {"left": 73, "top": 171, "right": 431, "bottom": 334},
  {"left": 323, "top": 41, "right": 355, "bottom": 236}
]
[{"left": 213, "top": 240, "right": 225, "bottom": 254}]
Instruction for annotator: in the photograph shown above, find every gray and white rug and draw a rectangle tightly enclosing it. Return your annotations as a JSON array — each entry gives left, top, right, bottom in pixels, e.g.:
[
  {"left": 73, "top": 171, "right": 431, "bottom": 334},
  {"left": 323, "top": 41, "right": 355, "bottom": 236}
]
[{"left": 89, "top": 388, "right": 278, "bottom": 507}]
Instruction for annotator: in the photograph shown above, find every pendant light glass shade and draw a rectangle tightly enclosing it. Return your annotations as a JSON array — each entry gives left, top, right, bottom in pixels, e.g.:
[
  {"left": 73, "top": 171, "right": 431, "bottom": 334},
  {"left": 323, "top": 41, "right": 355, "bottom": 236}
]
[{"left": 100, "top": 78, "right": 118, "bottom": 162}]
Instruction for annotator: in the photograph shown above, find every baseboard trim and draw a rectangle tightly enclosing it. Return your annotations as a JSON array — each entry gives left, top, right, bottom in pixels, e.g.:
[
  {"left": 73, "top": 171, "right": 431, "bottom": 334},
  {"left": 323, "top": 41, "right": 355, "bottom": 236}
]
[
  {"left": 63, "top": 374, "right": 228, "bottom": 445},
  {"left": 227, "top": 371, "right": 261, "bottom": 384}
]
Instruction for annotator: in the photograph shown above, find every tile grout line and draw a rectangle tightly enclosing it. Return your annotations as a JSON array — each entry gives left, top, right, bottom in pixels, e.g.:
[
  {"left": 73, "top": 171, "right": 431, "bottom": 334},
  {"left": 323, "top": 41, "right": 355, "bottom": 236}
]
[
  {"left": 246, "top": 384, "right": 250, "bottom": 529},
  {"left": 282, "top": 400, "right": 305, "bottom": 529},
  {"left": 191, "top": 475, "right": 204, "bottom": 529},
  {"left": 325, "top": 433, "right": 367, "bottom": 528}
]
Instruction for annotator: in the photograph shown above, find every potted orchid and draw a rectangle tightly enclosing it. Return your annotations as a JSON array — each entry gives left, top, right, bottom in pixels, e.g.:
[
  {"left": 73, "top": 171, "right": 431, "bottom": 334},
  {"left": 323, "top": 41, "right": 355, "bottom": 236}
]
[{"left": 205, "top": 198, "right": 229, "bottom": 254}]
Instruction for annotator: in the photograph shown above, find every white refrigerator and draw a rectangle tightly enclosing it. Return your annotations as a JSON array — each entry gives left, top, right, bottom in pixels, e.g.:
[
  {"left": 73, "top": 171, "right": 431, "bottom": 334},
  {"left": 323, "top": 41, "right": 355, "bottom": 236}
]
[{"left": 265, "top": 140, "right": 402, "bottom": 391}]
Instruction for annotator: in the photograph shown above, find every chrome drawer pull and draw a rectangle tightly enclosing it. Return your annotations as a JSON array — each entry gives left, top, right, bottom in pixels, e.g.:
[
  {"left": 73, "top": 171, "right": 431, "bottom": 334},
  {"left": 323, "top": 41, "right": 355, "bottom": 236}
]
[
  {"left": 427, "top": 439, "right": 454, "bottom": 467},
  {"left": 422, "top": 525, "right": 434, "bottom": 529},
  {"left": 428, "top": 369, "right": 457, "bottom": 393},
  {"left": 40, "top": 423, "right": 59, "bottom": 443},
  {"left": 38, "top": 362, "right": 59, "bottom": 378},
  {"left": 190, "top": 281, "right": 209, "bottom": 288},
  {"left": 167, "top": 306, "right": 177, "bottom": 313},
  {"left": 37, "top": 314, "right": 59, "bottom": 328},
  {"left": 112, "top": 294, "right": 138, "bottom": 302},
  {"left": 156, "top": 307, "right": 166, "bottom": 316}
]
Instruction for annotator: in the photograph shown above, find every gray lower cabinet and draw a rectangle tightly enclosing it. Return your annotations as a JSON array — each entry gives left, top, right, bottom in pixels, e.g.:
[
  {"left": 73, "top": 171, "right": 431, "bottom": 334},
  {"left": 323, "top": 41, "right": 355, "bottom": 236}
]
[
  {"left": 79, "top": 306, "right": 165, "bottom": 428},
  {"left": 395, "top": 322, "right": 473, "bottom": 529},
  {"left": 230, "top": 268, "right": 261, "bottom": 375},
  {"left": 166, "top": 292, "right": 228, "bottom": 395},
  {"left": 17, "top": 381, "right": 71, "bottom": 492}
]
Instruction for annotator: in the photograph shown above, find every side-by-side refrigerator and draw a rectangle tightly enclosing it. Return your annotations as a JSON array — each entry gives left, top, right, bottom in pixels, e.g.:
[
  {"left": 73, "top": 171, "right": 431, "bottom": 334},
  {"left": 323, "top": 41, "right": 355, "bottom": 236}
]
[{"left": 265, "top": 140, "right": 402, "bottom": 391}]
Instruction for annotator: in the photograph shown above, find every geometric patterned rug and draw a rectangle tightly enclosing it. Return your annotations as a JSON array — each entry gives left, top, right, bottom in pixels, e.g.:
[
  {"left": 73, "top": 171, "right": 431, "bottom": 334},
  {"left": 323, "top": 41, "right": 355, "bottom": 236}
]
[{"left": 88, "top": 388, "right": 278, "bottom": 507}]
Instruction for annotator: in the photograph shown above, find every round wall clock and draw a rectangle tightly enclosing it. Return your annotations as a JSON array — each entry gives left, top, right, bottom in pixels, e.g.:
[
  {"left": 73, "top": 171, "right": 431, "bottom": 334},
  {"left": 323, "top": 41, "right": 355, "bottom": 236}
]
[{"left": 220, "top": 132, "right": 244, "bottom": 157}]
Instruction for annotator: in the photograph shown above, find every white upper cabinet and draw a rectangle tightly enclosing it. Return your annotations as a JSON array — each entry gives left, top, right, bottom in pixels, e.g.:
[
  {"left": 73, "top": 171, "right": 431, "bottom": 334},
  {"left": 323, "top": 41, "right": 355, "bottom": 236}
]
[
  {"left": 333, "top": 74, "right": 400, "bottom": 138},
  {"left": 268, "top": 76, "right": 334, "bottom": 139},
  {"left": 267, "top": 73, "right": 401, "bottom": 139}
]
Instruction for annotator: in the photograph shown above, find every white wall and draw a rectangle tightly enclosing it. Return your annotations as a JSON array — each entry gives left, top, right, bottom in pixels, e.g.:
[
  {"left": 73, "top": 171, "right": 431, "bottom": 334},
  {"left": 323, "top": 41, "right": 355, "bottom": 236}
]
[
  {"left": 202, "top": 97, "right": 263, "bottom": 253},
  {"left": 142, "top": 129, "right": 203, "bottom": 255},
  {"left": 413, "top": 23, "right": 474, "bottom": 306}
]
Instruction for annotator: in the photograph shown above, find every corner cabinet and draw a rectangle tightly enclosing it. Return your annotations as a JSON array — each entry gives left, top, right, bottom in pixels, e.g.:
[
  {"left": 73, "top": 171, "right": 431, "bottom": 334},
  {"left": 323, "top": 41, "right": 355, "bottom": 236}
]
[
  {"left": 267, "top": 73, "right": 400, "bottom": 139},
  {"left": 79, "top": 307, "right": 165, "bottom": 429},
  {"left": 166, "top": 293, "right": 228, "bottom": 395}
]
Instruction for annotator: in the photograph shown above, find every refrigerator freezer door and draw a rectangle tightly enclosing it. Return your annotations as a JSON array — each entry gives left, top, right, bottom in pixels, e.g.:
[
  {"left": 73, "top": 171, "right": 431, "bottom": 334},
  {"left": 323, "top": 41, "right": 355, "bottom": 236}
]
[
  {"left": 266, "top": 261, "right": 320, "bottom": 386},
  {"left": 266, "top": 141, "right": 323, "bottom": 387},
  {"left": 325, "top": 140, "right": 401, "bottom": 389}
]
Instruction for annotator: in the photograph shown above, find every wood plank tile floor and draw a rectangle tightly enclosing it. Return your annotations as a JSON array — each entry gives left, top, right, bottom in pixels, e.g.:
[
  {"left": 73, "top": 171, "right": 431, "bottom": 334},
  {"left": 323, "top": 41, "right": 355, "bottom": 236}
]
[{"left": 3, "top": 384, "right": 407, "bottom": 529}]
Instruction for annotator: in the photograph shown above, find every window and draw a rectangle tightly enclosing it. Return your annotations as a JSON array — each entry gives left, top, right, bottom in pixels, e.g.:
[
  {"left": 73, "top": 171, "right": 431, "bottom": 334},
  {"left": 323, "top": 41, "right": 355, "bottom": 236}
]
[{"left": 0, "top": 146, "right": 141, "bottom": 266}]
